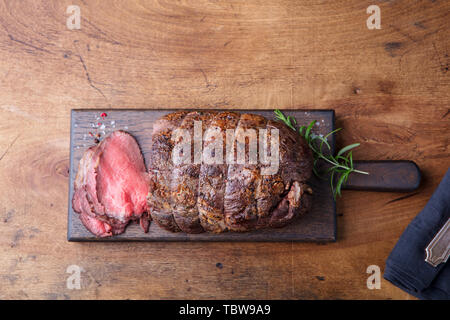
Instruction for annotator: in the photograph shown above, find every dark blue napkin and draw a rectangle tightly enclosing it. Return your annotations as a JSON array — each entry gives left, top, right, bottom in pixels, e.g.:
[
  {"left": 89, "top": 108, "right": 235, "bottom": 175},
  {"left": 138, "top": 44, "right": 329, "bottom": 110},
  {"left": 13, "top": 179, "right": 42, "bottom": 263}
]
[{"left": 384, "top": 168, "right": 450, "bottom": 300}]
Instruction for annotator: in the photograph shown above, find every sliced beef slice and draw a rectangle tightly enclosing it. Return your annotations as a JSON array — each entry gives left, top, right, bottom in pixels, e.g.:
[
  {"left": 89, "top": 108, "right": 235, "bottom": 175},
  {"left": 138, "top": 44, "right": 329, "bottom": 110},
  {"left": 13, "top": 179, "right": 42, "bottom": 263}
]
[
  {"left": 72, "top": 131, "right": 149, "bottom": 237},
  {"left": 96, "top": 131, "right": 149, "bottom": 223}
]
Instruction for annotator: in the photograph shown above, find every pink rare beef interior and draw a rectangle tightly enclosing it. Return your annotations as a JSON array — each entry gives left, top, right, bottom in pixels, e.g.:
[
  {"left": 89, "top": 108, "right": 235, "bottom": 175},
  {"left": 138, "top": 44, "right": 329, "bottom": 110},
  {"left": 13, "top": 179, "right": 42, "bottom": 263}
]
[
  {"left": 72, "top": 131, "right": 150, "bottom": 237},
  {"left": 96, "top": 131, "right": 149, "bottom": 222}
]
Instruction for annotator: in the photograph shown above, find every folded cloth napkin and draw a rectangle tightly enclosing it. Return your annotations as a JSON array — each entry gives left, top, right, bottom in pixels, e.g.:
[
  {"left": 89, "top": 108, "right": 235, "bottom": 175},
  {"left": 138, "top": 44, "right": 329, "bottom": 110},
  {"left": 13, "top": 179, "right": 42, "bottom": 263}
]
[{"left": 384, "top": 168, "right": 450, "bottom": 300}]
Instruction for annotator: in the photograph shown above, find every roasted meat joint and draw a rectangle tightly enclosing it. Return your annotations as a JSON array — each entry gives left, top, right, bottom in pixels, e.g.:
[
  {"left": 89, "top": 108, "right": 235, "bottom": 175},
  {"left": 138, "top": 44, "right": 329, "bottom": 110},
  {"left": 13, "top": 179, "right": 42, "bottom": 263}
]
[{"left": 72, "top": 111, "right": 314, "bottom": 237}]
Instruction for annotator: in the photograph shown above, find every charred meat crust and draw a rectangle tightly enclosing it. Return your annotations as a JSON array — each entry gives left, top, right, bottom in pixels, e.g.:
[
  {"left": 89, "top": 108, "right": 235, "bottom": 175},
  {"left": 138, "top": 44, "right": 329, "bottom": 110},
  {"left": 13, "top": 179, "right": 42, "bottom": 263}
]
[
  {"left": 224, "top": 113, "right": 267, "bottom": 231},
  {"left": 171, "top": 111, "right": 217, "bottom": 233},
  {"left": 147, "top": 111, "right": 314, "bottom": 233},
  {"left": 147, "top": 111, "right": 188, "bottom": 232},
  {"left": 198, "top": 111, "right": 240, "bottom": 232}
]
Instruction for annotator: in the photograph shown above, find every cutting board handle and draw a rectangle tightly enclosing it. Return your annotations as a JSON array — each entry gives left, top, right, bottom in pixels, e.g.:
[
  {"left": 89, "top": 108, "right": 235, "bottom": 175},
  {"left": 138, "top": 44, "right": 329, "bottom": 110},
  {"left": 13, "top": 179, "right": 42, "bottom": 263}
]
[{"left": 342, "top": 160, "right": 421, "bottom": 192}]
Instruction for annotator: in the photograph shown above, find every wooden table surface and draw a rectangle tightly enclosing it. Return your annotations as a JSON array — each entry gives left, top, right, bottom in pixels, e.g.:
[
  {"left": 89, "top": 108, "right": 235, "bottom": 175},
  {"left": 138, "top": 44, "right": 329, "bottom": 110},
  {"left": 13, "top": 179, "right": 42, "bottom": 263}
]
[{"left": 0, "top": 0, "right": 448, "bottom": 300}]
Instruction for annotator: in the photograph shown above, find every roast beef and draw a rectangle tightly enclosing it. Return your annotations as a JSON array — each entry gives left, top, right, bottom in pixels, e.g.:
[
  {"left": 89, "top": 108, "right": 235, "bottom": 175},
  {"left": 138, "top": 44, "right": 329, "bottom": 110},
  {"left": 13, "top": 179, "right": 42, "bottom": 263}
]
[
  {"left": 148, "top": 111, "right": 313, "bottom": 233},
  {"left": 72, "top": 130, "right": 150, "bottom": 237}
]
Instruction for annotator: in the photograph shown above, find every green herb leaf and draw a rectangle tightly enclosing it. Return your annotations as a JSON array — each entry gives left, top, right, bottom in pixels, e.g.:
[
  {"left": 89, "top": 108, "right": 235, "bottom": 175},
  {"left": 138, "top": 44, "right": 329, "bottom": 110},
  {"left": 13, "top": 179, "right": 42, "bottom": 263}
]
[
  {"left": 337, "top": 143, "right": 360, "bottom": 157},
  {"left": 274, "top": 110, "right": 368, "bottom": 199},
  {"left": 304, "top": 120, "right": 316, "bottom": 140}
]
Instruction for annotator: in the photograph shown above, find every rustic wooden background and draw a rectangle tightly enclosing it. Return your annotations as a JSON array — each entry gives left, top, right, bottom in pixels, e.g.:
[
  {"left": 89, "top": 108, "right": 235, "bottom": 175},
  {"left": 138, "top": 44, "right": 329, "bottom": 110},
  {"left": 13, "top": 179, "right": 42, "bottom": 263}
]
[{"left": 0, "top": 0, "right": 448, "bottom": 300}]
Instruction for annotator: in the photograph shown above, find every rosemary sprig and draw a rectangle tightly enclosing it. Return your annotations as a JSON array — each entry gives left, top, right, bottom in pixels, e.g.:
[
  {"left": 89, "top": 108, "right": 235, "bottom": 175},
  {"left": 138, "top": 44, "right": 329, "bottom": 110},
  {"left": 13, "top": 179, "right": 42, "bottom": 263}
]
[{"left": 274, "top": 109, "right": 369, "bottom": 199}]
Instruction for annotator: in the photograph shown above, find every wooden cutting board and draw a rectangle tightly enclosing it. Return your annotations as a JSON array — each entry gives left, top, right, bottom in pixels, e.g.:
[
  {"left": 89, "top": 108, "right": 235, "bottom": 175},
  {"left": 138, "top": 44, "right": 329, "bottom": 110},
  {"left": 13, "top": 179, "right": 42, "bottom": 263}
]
[{"left": 68, "top": 109, "right": 336, "bottom": 242}]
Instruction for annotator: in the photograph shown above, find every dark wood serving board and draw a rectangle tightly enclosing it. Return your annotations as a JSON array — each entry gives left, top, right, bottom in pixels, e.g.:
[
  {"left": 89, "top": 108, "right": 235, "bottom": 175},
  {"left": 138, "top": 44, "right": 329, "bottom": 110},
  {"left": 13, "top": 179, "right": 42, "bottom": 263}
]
[{"left": 68, "top": 109, "right": 337, "bottom": 242}]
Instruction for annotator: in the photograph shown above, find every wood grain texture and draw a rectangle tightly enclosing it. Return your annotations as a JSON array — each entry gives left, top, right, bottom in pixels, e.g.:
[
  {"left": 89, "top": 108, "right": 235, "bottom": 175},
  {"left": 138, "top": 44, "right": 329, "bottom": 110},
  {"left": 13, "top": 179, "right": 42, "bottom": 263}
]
[
  {"left": 0, "top": 0, "right": 449, "bottom": 299},
  {"left": 68, "top": 109, "right": 335, "bottom": 241}
]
